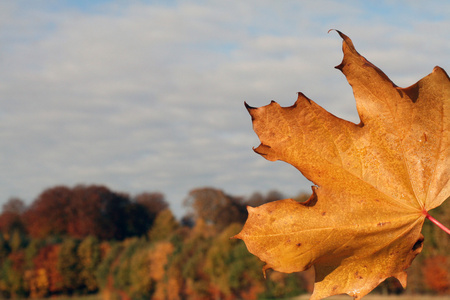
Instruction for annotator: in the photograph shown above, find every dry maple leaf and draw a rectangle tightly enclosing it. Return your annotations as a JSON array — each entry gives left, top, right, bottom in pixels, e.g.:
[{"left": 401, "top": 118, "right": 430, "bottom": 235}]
[{"left": 234, "top": 31, "right": 450, "bottom": 299}]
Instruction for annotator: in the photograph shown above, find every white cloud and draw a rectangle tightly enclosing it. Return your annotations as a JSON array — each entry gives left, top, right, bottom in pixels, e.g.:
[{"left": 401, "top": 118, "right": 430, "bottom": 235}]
[{"left": 1, "top": 1, "right": 449, "bottom": 217}]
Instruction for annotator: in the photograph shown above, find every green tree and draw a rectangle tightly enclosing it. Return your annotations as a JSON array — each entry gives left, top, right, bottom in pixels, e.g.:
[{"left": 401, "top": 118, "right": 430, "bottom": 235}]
[
  {"left": 78, "top": 236, "right": 101, "bottom": 293},
  {"left": 0, "top": 253, "right": 26, "bottom": 298},
  {"left": 24, "top": 238, "right": 44, "bottom": 269},
  {"left": 95, "top": 242, "right": 120, "bottom": 289},
  {"left": 9, "top": 228, "right": 26, "bottom": 253},
  {"left": 168, "top": 220, "right": 214, "bottom": 299},
  {"left": 206, "top": 223, "right": 267, "bottom": 299},
  {"left": 128, "top": 245, "right": 154, "bottom": 300},
  {"left": 114, "top": 238, "right": 144, "bottom": 291},
  {"left": 57, "top": 237, "right": 80, "bottom": 294},
  {"left": 149, "top": 209, "right": 179, "bottom": 242}
]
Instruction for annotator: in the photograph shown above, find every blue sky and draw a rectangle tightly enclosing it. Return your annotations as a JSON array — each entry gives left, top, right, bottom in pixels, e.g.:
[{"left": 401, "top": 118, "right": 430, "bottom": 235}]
[{"left": 1, "top": 1, "right": 449, "bottom": 217}]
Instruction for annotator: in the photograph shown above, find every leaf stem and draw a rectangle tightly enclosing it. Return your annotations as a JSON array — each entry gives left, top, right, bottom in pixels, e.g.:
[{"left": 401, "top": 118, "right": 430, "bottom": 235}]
[{"left": 425, "top": 212, "right": 450, "bottom": 235}]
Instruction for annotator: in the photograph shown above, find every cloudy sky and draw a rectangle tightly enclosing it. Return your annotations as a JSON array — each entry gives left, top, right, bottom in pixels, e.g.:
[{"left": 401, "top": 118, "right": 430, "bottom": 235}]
[{"left": 1, "top": 1, "right": 449, "bottom": 217}]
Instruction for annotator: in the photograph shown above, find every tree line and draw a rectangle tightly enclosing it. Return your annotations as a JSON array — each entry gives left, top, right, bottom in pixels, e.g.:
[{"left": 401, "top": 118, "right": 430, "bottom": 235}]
[{"left": 0, "top": 184, "right": 448, "bottom": 299}]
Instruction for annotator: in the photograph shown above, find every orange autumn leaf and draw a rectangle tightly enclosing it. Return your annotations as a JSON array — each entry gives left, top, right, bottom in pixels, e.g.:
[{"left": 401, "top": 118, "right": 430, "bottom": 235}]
[{"left": 234, "top": 31, "right": 450, "bottom": 299}]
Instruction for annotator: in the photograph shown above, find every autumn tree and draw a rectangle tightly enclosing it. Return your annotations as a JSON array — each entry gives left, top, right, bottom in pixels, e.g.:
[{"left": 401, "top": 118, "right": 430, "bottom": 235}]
[
  {"left": 24, "top": 186, "right": 72, "bottom": 238},
  {"left": 0, "top": 198, "right": 26, "bottom": 238},
  {"left": 184, "top": 188, "right": 247, "bottom": 231},
  {"left": 134, "top": 192, "right": 168, "bottom": 220},
  {"left": 65, "top": 185, "right": 106, "bottom": 239},
  {"left": 24, "top": 184, "right": 159, "bottom": 240},
  {"left": 67, "top": 185, "right": 134, "bottom": 240},
  {"left": 29, "top": 244, "right": 63, "bottom": 297},
  {"left": 2, "top": 198, "right": 26, "bottom": 215}
]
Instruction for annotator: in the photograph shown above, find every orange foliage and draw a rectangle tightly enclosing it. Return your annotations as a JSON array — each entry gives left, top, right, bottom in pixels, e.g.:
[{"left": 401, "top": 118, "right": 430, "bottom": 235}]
[
  {"left": 25, "top": 268, "right": 48, "bottom": 299},
  {"left": 151, "top": 242, "right": 179, "bottom": 300},
  {"left": 423, "top": 255, "right": 450, "bottom": 294},
  {"left": 239, "top": 283, "right": 264, "bottom": 300},
  {"left": 149, "top": 242, "right": 174, "bottom": 281},
  {"left": 166, "top": 277, "right": 182, "bottom": 300},
  {"left": 32, "top": 245, "right": 63, "bottom": 294}
]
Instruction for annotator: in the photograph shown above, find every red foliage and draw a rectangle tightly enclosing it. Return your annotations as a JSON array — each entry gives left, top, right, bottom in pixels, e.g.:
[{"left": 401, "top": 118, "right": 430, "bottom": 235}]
[
  {"left": 24, "top": 186, "right": 72, "bottom": 238},
  {"left": 423, "top": 255, "right": 450, "bottom": 294},
  {"left": 24, "top": 184, "right": 159, "bottom": 240},
  {"left": 66, "top": 185, "right": 108, "bottom": 239},
  {"left": 8, "top": 251, "right": 25, "bottom": 271}
]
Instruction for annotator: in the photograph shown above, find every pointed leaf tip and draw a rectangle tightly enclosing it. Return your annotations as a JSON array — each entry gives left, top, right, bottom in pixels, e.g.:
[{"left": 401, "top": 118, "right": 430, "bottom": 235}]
[
  {"left": 394, "top": 271, "right": 408, "bottom": 288},
  {"left": 328, "top": 29, "right": 351, "bottom": 42},
  {"left": 244, "top": 101, "right": 256, "bottom": 110},
  {"left": 230, "top": 234, "right": 240, "bottom": 240},
  {"left": 247, "top": 206, "right": 256, "bottom": 213}
]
